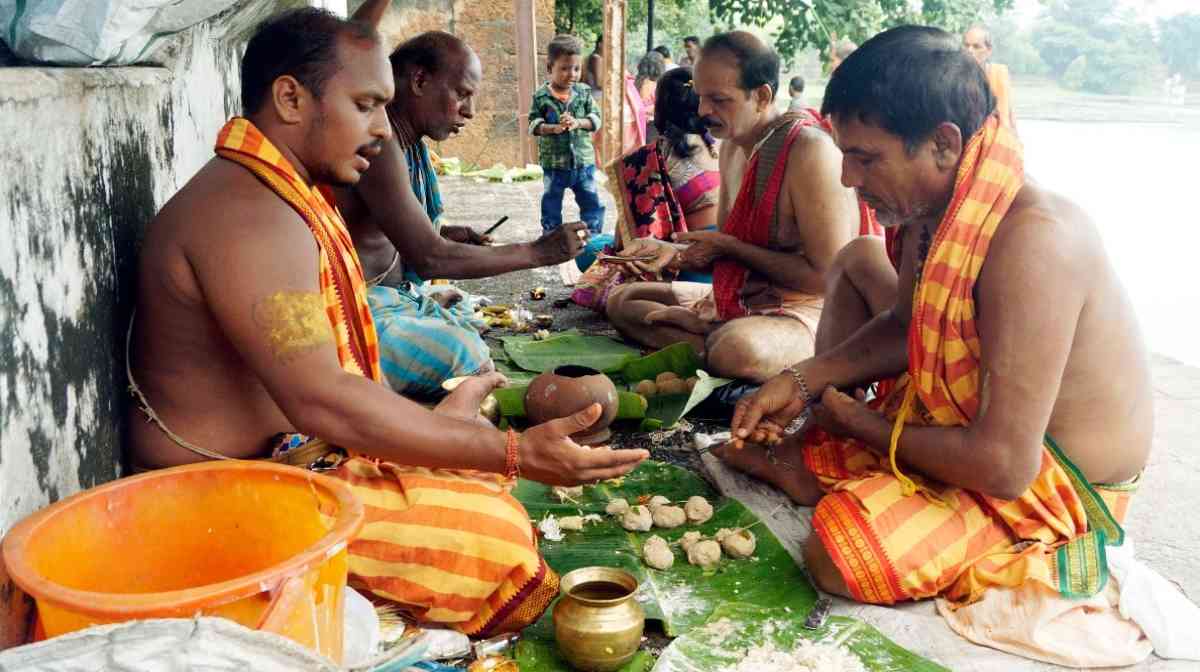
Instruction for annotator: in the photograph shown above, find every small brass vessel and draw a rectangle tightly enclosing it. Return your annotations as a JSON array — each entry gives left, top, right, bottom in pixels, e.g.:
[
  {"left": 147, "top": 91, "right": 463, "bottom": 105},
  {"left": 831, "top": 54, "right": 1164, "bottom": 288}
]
[{"left": 553, "top": 567, "right": 645, "bottom": 671}]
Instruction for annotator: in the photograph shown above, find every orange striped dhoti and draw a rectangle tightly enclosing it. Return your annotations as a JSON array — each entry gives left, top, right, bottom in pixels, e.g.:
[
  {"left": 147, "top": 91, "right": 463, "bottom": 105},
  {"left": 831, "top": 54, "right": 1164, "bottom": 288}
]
[
  {"left": 329, "top": 459, "right": 557, "bottom": 636},
  {"left": 805, "top": 393, "right": 1137, "bottom": 606},
  {"left": 806, "top": 116, "right": 1127, "bottom": 607}
]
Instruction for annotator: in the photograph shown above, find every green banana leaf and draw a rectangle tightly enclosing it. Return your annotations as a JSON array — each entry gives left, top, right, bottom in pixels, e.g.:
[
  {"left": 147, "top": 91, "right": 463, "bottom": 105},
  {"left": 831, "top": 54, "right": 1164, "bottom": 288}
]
[
  {"left": 618, "top": 342, "right": 705, "bottom": 382},
  {"left": 618, "top": 344, "right": 732, "bottom": 430},
  {"left": 640, "top": 371, "right": 731, "bottom": 431},
  {"left": 489, "top": 337, "right": 540, "bottom": 385},
  {"left": 511, "top": 461, "right": 818, "bottom": 671},
  {"left": 501, "top": 333, "right": 643, "bottom": 374},
  {"left": 494, "top": 359, "right": 538, "bottom": 386},
  {"left": 652, "top": 604, "right": 949, "bottom": 672},
  {"left": 512, "top": 461, "right": 944, "bottom": 672},
  {"left": 492, "top": 386, "right": 648, "bottom": 420}
]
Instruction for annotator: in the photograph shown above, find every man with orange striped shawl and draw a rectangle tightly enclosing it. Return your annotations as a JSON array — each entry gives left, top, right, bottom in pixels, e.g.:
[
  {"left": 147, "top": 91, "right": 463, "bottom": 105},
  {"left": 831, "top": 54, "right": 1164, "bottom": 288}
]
[
  {"left": 128, "top": 8, "right": 646, "bottom": 638},
  {"left": 718, "top": 26, "right": 1155, "bottom": 665}
]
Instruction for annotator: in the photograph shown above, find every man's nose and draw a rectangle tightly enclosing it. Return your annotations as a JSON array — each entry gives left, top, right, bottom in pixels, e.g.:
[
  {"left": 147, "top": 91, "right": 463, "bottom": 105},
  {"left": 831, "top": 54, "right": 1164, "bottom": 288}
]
[
  {"left": 372, "top": 107, "right": 392, "bottom": 141},
  {"left": 462, "top": 97, "right": 475, "bottom": 119},
  {"left": 840, "top": 157, "right": 860, "bottom": 189},
  {"left": 697, "top": 99, "right": 713, "bottom": 118}
]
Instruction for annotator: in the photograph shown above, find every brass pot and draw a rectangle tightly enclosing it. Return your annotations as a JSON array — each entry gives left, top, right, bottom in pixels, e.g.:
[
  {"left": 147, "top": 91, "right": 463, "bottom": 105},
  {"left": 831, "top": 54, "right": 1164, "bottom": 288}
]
[
  {"left": 553, "top": 567, "right": 644, "bottom": 672},
  {"left": 525, "top": 366, "right": 618, "bottom": 445}
]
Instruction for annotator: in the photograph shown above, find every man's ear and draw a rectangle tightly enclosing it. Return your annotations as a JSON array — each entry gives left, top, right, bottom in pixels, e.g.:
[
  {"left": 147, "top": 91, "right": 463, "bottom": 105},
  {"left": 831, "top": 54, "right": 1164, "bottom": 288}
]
[
  {"left": 271, "top": 75, "right": 306, "bottom": 125},
  {"left": 409, "top": 67, "right": 428, "bottom": 97},
  {"left": 753, "top": 84, "right": 774, "bottom": 111},
  {"left": 931, "top": 122, "right": 964, "bottom": 172}
]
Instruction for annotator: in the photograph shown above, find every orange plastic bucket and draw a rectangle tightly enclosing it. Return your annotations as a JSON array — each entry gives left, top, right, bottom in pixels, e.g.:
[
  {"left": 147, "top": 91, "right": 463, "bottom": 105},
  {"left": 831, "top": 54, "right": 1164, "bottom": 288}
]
[{"left": 1, "top": 461, "right": 364, "bottom": 663}]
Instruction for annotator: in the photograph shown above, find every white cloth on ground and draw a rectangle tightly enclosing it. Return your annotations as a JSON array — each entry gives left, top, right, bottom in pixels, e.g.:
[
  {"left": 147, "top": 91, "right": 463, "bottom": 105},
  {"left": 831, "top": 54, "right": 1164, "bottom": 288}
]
[{"left": 937, "top": 536, "right": 1200, "bottom": 667}]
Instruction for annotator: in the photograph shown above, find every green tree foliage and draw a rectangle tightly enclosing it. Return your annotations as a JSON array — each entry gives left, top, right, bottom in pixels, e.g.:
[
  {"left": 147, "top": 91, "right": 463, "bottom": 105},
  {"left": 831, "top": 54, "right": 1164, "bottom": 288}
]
[
  {"left": 705, "top": 0, "right": 1013, "bottom": 63},
  {"left": 555, "top": 0, "right": 716, "bottom": 70},
  {"left": 1158, "top": 13, "right": 1200, "bottom": 80},
  {"left": 990, "top": 16, "right": 1047, "bottom": 76},
  {"left": 1032, "top": 0, "right": 1165, "bottom": 95}
]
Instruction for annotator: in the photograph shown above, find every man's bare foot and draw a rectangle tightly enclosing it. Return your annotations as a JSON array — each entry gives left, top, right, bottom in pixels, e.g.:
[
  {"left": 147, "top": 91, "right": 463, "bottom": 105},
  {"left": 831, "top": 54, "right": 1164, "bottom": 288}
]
[{"left": 710, "top": 433, "right": 823, "bottom": 506}]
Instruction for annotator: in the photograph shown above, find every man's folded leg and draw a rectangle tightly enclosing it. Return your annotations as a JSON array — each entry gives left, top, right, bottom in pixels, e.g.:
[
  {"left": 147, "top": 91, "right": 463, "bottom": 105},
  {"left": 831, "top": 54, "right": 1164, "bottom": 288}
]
[{"left": 328, "top": 457, "right": 558, "bottom": 636}]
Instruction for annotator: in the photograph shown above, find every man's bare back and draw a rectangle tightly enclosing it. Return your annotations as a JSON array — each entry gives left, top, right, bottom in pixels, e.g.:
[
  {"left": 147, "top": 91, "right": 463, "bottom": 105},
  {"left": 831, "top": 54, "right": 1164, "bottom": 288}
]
[
  {"left": 977, "top": 183, "right": 1152, "bottom": 483},
  {"left": 129, "top": 159, "right": 311, "bottom": 468}
]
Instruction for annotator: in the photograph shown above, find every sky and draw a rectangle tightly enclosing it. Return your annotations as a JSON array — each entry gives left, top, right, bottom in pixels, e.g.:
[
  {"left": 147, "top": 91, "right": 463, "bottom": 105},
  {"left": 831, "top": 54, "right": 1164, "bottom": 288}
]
[{"left": 1011, "top": 0, "right": 1197, "bottom": 24}]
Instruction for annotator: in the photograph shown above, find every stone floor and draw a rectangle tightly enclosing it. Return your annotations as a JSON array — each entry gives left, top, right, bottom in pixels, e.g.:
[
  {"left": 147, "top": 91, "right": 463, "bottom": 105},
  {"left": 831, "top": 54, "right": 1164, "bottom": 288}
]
[{"left": 441, "top": 174, "right": 1200, "bottom": 671}]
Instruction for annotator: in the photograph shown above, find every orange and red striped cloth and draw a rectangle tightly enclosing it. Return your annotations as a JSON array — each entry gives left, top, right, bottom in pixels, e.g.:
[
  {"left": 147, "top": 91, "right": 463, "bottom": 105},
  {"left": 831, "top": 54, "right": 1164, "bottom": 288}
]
[
  {"left": 216, "top": 117, "right": 381, "bottom": 381},
  {"left": 215, "top": 118, "right": 555, "bottom": 636},
  {"left": 804, "top": 115, "right": 1126, "bottom": 606}
]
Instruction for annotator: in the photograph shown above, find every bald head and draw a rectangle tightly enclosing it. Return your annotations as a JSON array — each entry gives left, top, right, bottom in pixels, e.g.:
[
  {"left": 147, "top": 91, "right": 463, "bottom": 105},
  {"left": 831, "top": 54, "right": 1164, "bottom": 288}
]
[
  {"left": 962, "top": 25, "right": 992, "bottom": 66},
  {"left": 388, "top": 30, "right": 481, "bottom": 141},
  {"left": 700, "top": 31, "right": 780, "bottom": 100},
  {"left": 390, "top": 30, "right": 475, "bottom": 81}
]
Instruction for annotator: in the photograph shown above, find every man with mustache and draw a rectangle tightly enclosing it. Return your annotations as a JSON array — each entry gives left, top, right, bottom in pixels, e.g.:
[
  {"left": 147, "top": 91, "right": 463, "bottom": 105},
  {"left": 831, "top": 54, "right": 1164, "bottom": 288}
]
[
  {"left": 331, "top": 3, "right": 589, "bottom": 397},
  {"left": 606, "top": 31, "right": 871, "bottom": 383},
  {"left": 128, "top": 7, "right": 647, "bottom": 635}
]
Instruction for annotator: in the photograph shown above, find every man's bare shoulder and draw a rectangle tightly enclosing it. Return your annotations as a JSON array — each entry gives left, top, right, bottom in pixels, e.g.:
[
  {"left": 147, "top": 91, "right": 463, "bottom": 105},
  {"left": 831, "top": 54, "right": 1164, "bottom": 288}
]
[
  {"left": 336, "top": 132, "right": 411, "bottom": 228},
  {"left": 784, "top": 126, "right": 841, "bottom": 177},
  {"left": 152, "top": 158, "right": 315, "bottom": 255},
  {"left": 990, "top": 182, "right": 1103, "bottom": 269}
]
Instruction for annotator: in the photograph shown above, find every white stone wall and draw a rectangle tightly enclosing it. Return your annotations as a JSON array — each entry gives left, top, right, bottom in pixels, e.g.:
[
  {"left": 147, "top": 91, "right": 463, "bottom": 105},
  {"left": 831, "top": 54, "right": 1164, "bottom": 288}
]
[{"left": 0, "top": 0, "right": 290, "bottom": 647}]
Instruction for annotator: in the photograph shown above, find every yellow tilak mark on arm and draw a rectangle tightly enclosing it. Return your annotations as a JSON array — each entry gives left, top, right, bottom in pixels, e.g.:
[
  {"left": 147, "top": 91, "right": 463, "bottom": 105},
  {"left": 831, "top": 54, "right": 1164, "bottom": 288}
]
[{"left": 253, "top": 291, "right": 334, "bottom": 362}]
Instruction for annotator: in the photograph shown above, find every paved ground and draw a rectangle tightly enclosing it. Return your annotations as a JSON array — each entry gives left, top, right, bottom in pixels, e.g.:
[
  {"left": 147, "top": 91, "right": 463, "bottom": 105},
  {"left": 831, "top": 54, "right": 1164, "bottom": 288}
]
[{"left": 441, "top": 174, "right": 1200, "bottom": 670}]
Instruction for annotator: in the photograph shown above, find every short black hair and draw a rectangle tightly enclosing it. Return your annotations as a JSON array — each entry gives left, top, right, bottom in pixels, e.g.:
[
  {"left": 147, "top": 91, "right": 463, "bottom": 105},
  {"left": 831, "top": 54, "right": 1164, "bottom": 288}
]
[
  {"left": 547, "top": 34, "right": 583, "bottom": 65},
  {"left": 683, "top": 36, "right": 700, "bottom": 46},
  {"left": 654, "top": 66, "right": 715, "bottom": 159},
  {"left": 700, "top": 31, "right": 780, "bottom": 100},
  {"left": 637, "top": 51, "right": 666, "bottom": 84},
  {"left": 789, "top": 75, "right": 805, "bottom": 94},
  {"left": 653, "top": 45, "right": 672, "bottom": 60},
  {"left": 240, "top": 8, "right": 378, "bottom": 115},
  {"left": 822, "top": 25, "right": 994, "bottom": 151},
  {"left": 390, "top": 31, "right": 468, "bottom": 81}
]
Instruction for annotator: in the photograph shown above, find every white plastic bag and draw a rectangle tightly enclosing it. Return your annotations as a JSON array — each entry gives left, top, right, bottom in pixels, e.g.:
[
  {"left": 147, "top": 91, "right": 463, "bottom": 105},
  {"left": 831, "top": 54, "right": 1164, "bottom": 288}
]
[
  {"left": 1108, "top": 539, "right": 1200, "bottom": 661},
  {"left": 0, "top": 617, "right": 337, "bottom": 671},
  {"left": 341, "top": 586, "right": 381, "bottom": 668},
  {"left": 0, "top": 0, "right": 240, "bottom": 65}
]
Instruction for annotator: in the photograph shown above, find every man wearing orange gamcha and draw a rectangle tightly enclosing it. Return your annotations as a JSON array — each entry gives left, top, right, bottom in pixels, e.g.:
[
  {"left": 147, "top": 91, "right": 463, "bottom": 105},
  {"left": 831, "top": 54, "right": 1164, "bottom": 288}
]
[
  {"left": 963, "top": 25, "right": 1017, "bottom": 132},
  {"left": 718, "top": 26, "right": 1157, "bottom": 665},
  {"left": 127, "top": 8, "right": 646, "bottom": 637}
]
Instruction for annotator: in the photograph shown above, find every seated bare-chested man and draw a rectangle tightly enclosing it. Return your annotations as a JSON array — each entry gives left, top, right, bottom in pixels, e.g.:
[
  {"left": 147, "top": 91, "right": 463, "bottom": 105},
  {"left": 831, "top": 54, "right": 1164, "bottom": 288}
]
[
  {"left": 128, "top": 8, "right": 645, "bottom": 636},
  {"left": 721, "top": 26, "right": 1155, "bottom": 665},
  {"left": 329, "top": 1, "right": 587, "bottom": 397},
  {"left": 605, "top": 31, "right": 869, "bottom": 383}
]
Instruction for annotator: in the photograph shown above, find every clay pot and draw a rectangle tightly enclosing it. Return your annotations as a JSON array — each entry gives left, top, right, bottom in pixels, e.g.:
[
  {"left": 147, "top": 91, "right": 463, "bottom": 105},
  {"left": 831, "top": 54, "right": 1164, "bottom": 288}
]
[{"left": 525, "top": 365, "right": 618, "bottom": 445}]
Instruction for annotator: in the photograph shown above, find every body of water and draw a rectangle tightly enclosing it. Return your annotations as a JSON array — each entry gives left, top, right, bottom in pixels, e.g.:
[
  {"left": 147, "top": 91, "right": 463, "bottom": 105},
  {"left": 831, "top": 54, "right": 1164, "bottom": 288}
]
[{"left": 1021, "top": 119, "right": 1200, "bottom": 366}]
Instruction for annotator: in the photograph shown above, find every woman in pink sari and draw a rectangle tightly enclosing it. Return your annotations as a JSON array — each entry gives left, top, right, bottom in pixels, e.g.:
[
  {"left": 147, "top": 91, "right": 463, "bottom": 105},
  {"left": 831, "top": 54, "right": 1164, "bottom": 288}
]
[
  {"left": 573, "top": 66, "right": 719, "bottom": 311},
  {"left": 609, "top": 65, "right": 719, "bottom": 246}
]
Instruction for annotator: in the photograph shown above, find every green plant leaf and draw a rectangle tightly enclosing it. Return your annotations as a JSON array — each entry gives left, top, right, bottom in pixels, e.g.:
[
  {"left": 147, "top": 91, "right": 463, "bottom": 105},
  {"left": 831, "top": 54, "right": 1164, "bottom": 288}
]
[
  {"left": 501, "top": 333, "right": 643, "bottom": 374},
  {"left": 640, "top": 371, "right": 731, "bottom": 431},
  {"left": 514, "top": 461, "right": 817, "bottom": 637},
  {"left": 492, "top": 386, "right": 648, "bottom": 420},
  {"left": 512, "top": 462, "right": 944, "bottom": 672},
  {"left": 619, "top": 342, "right": 705, "bottom": 382},
  {"left": 653, "top": 604, "right": 949, "bottom": 671}
]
